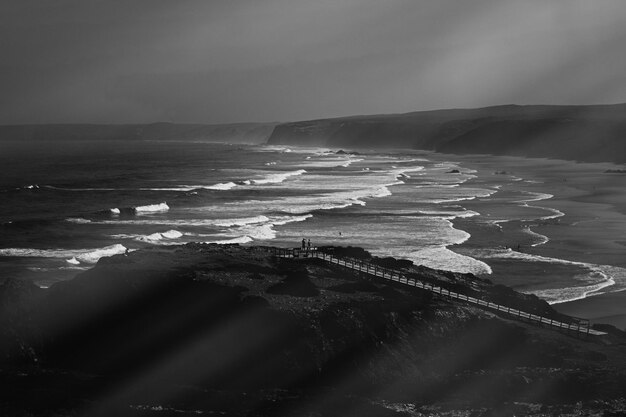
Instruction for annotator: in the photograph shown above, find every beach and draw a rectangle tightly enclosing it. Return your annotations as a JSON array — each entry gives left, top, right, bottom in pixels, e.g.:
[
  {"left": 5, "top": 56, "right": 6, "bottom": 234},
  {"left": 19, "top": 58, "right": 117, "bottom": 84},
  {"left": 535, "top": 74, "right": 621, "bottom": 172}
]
[{"left": 447, "top": 154, "right": 626, "bottom": 329}]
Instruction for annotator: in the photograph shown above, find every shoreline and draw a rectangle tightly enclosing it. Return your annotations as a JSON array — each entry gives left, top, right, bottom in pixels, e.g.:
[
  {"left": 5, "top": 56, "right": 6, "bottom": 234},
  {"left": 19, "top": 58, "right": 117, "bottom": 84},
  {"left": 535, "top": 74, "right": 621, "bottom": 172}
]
[
  {"left": 554, "top": 290, "right": 626, "bottom": 330},
  {"left": 446, "top": 153, "right": 626, "bottom": 330}
]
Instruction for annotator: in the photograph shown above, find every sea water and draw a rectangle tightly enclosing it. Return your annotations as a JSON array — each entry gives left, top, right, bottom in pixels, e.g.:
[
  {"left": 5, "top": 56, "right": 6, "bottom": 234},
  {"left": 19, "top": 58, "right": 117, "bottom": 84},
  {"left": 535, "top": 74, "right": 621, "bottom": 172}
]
[{"left": 1, "top": 140, "right": 624, "bottom": 305}]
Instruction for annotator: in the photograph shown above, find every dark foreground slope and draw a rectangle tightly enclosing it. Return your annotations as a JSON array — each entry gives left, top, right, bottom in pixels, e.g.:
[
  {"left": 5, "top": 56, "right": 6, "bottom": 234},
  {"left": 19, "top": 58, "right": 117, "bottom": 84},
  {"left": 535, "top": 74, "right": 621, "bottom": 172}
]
[
  {"left": 267, "top": 104, "right": 626, "bottom": 163},
  {"left": 0, "top": 122, "right": 276, "bottom": 144},
  {"left": 1, "top": 244, "right": 626, "bottom": 416}
]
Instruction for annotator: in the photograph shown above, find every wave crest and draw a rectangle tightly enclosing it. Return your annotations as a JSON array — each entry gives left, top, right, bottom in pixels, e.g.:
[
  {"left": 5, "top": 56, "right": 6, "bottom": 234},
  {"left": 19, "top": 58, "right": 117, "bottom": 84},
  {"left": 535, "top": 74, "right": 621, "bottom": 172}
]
[
  {"left": 134, "top": 202, "right": 169, "bottom": 214},
  {"left": 0, "top": 244, "right": 127, "bottom": 265},
  {"left": 252, "top": 169, "right": 306, "bottom": 185}
]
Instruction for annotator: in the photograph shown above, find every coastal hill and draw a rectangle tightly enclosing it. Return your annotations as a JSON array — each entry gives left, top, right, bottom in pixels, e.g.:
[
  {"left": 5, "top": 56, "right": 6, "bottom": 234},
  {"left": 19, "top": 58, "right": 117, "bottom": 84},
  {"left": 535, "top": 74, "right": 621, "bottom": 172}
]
[
  {"left": 0, "top": 122, "right": 276, "bottom": 144},
  {"left": 2, "top": 244, "right": 625, "bottom": 416},
  {"left": 267, "top": 104, "right": 626, "bottom": 164}
]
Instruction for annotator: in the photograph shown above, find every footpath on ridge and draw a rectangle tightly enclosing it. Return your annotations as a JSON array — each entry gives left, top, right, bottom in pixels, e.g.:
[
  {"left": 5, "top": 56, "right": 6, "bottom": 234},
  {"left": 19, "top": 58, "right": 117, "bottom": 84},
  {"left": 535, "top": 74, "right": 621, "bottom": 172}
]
[{"left": 269, "top": 246, "right": 607, "bottom": 337}]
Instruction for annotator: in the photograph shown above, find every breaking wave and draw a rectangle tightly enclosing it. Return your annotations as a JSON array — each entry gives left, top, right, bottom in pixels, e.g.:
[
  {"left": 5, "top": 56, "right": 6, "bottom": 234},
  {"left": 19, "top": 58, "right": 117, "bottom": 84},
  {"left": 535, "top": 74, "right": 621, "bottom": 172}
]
[
  {"left": 206, "top": 236, "right": 254, "bottom": 245},
  {"left": 515, "top": 191, "right": 565, "bottom": 221},
  {"left": 0, "top": 244, "right": 127, "bottom": 265},
  {"left": 252, "top": 169, "right": 306, "bottom": 185},
  {"left": 65, "top": 217, "right": 91, "bottom": 224},
  {"left": 134, "top": 202, "right": 170, "bottom": 214},
  {"left": 214, "top": 215, "right": 270, "bottom": 227},
  {"left": 467, "top": 248, "right": 625, "bottom": 304}
]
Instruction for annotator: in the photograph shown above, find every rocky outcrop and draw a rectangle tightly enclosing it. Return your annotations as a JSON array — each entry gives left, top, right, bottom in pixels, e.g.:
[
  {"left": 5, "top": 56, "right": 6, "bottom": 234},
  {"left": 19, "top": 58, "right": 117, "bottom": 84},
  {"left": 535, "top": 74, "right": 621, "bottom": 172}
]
[
  {"left": 266, "top": 104, "right": 626, "bottom": 164},
  {"left": 1, "top": 244, "right": 626, "bottom": 416}
]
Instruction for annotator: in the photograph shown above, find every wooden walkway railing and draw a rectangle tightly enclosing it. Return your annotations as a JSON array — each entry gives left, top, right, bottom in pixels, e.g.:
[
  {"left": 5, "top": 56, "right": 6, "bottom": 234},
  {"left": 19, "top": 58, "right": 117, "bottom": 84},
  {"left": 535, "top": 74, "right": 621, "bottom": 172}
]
[{"left": 269, "top": 247, "right": 606, "bottom": 337}]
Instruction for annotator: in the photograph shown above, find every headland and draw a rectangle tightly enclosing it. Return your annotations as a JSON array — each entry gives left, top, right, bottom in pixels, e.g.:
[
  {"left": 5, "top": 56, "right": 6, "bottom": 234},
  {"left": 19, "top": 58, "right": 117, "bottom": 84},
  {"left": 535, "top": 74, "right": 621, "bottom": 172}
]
[{"left": 2, "top": 243, "right": 625, "bottom": 416}]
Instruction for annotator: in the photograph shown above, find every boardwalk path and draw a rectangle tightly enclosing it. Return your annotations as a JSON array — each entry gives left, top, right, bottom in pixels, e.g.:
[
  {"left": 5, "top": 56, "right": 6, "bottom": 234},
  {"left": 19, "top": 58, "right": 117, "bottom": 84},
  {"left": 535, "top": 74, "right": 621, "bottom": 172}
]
[{"left": 270, "top": 247, "right": 607, "bottom": 337}]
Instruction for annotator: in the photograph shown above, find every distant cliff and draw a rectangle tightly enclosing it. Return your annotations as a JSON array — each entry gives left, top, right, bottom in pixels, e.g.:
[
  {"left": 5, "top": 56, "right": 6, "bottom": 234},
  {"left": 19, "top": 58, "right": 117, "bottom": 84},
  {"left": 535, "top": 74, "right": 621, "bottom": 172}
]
[
  {"left": 267, "top": 104, "right": 626, "bottom": 163},
  {"left": 0, "top": 122, "right": 277, "bottom": 144}
]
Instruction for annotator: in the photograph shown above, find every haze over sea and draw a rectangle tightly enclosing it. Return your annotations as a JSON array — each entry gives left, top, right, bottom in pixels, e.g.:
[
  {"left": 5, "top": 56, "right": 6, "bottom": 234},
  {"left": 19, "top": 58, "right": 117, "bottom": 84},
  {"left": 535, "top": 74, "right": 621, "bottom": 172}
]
[{"left": 1, "top": 140, "right": 625, "bottom": 309}]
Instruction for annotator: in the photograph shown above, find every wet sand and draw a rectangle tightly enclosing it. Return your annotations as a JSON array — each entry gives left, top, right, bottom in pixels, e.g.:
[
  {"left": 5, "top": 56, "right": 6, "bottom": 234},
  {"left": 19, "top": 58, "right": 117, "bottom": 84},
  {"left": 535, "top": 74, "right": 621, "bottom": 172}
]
[
  {"left": 447, "top": 154, "right": 626, "bottom": 330},
  {"left": 556, "top": 291, "right": 626, "bottom": 330}
]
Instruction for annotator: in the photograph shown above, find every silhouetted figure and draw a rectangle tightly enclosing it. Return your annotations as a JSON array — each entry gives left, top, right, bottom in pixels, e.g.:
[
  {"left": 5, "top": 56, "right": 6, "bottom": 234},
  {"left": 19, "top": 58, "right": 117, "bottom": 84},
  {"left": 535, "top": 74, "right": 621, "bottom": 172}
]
[
  {"left": 339, "top": 231, "right": 342, "bottom": 237},
  {"left": 307, "top": 239, "right": 311, "bottom": 251},
  {"left": 302, "top": 238, "right": 306, "bottom": 250}
]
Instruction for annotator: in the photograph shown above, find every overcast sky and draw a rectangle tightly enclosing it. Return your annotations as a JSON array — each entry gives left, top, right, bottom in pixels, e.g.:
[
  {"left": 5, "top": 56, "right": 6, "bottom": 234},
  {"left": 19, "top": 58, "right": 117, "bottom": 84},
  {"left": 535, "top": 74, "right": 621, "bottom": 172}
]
[{"left": 1, "top": 0, "right": 625, "bottom": 124}]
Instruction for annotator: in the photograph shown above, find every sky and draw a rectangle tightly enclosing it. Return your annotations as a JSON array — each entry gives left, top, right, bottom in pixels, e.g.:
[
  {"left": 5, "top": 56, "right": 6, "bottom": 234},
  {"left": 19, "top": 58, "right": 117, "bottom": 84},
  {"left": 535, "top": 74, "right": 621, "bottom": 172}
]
[{"left": 1, "top": 0, "right": 626, "bottom": 124}]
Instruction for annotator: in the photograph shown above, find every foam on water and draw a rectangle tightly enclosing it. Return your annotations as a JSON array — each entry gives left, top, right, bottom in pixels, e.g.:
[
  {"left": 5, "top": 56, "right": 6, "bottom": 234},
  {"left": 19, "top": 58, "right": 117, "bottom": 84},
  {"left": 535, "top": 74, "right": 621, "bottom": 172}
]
[
  {"left": 531, "top": 264, "right": 626, "bottom": 304},
  {"left": 134, "top": 202, "right": 169, "bottom": 214},
  {"left": 136, "top": 229, "right": 184, "bottom": 244},
  {"left": 206, "top": 236, "right": 254, "bottom": 245},
  {"left": 277, "top": 182, "right": 402, "bottom": 214},
  {"left": 73, "top": 244, "right": 128, "bottom": 264},
  {"left": 252, "top": 169, "right": 307, "bottom": 184},
  {"left": 341, "top": 158, "right": 364, "bottom": 167},
  {"left": 0, "top": 244, "right": 127, "bottom": 265},
  {"left": 466, "top": 248, "right": 623, "bottom": 304},
  {"left": 515, "top": 191, "right": 565, "bottom": 221},
  {"left": 65, "top": 217, "right": 91, "bottom": 224},
  {"left": 221, "top": 214, "right": 313, "bottom": 242},
  {"left": 374, "top": 246, "right": 492, "bottom": 276},
  {"left": 529, "top": 277, "right": 616, "bottom": 305},
  {"left": 522, "top": 225, "right": 550, "bottom": 247},
  {"left": 515, "top": 191, "right": 554, "bottom": 203},
  {"left": 161, "top": 229, "right": 183, "bottom": 239},
  {"left": 214, "top": 215, "right": 270, "bottom": 227},
  {"left": 43, "top": 185, "right": 118, "bottom": 191},
  {"left": 393, "top": 166, "right": 425, "bottom": 180},
  {"left": 139, "top": 182, "right": 238, "bottom": 191},
  {"left": 205, "top": 182, "right": 237, "bottom": 190},
  {"left": 415, "top": 209, "right": 480, "bottom": 219}
]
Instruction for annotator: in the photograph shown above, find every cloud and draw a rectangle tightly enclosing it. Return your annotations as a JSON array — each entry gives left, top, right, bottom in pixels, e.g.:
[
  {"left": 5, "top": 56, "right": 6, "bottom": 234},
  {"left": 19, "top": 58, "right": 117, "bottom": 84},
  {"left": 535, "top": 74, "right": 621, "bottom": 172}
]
[{"left": 1, "top": 0, "right": 625, "bottom": 123}]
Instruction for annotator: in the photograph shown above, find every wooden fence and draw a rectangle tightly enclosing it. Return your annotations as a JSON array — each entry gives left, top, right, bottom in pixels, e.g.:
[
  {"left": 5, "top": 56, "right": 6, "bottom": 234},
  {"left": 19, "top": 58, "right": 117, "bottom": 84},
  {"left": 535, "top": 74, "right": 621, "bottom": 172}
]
[{"left": 268, "top": 247, "right": 605, "bottom": 337}]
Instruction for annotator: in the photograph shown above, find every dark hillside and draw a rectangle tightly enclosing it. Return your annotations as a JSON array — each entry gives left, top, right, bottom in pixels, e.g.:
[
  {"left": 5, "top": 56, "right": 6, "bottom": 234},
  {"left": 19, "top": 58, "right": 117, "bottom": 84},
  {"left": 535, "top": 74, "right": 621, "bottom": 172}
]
[
  {"left": 267, "top": 104, "right": 626, "bottom": 163},
  {"left": 1, "top": 244, "right": 625, "bottom": 416}
]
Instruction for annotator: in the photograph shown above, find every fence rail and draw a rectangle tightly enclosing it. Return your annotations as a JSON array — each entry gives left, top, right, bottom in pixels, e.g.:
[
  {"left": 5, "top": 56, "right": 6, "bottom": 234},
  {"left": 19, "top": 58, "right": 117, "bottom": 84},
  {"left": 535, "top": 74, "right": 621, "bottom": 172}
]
[{"left": 268, "top": 247, "right": 606, "bottom": 337}]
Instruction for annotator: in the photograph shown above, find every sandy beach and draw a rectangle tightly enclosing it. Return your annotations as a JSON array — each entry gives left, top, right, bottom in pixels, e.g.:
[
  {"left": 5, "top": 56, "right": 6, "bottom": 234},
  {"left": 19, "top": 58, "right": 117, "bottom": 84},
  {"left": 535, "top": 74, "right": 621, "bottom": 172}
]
[{"left": 447, "top": 154, "right": 626, "bottom": 330}]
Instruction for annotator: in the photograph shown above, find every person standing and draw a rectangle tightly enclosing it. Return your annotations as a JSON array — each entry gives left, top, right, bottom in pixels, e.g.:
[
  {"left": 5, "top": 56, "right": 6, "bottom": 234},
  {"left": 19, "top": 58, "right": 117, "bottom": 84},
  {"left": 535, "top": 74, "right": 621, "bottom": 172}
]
[
  {"left": 307, "top": 239, "right": 311, "bottom": 251},
  {"left": 302, "top": 238, "right": 306, "bottom": 250}
]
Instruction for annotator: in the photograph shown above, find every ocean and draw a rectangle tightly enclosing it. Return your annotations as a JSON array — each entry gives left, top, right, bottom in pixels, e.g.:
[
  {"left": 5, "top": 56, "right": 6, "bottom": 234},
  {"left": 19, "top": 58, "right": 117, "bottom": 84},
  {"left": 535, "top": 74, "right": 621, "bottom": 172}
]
[{"left": 1, "top": 140, "right": 625, "bottom": 308}]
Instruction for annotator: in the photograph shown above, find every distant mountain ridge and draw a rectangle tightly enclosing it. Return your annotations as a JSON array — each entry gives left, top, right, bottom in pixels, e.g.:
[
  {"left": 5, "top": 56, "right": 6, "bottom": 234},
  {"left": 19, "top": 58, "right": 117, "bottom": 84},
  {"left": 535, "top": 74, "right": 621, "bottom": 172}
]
[
  {"left": 0, "top": 122, "right": 277, "bottom": 144},
  {"left": 267, "top": 104, "right": 626, "bottom": 163}
]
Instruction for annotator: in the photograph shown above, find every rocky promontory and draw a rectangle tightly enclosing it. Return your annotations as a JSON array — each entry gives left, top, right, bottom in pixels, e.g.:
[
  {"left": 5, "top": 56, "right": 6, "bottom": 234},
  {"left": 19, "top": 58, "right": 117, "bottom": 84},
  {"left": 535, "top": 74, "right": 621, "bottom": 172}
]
[{"left": 1, "top": 244, "right": 626, "bottom": 416}]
